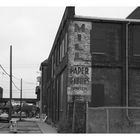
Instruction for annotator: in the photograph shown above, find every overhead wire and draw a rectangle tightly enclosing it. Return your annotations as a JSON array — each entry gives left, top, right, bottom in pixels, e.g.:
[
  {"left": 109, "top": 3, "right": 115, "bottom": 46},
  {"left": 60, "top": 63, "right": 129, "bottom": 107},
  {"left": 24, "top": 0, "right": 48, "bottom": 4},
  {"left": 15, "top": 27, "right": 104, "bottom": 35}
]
[
  {"left": 0, "top": 64, "right": 37, "bottom": 85},
  {"left": 0, "top": 65, "right": 10, "bottom": 76},
  {"left": 0, "top": 64, "right": 38, "bottom": 99},
  {"left": 0, "top": 64, "right": 20, "bottom": 91}
]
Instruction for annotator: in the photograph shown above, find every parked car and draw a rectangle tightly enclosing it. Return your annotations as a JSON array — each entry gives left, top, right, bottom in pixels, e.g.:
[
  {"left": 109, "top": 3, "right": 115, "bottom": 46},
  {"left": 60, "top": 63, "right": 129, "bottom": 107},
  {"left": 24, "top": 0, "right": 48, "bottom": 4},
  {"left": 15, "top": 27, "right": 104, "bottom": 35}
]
[{"left": 0, "top": 112, "right": 9, "bottom": 122}]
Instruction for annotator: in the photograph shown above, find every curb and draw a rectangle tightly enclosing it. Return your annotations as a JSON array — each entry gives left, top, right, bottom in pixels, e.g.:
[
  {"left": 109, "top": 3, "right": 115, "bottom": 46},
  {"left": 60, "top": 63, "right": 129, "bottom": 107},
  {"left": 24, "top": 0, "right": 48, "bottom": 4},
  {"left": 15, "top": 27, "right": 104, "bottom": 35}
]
[{"left": 36, "top": 121, "right": 57, "bottom": 133}]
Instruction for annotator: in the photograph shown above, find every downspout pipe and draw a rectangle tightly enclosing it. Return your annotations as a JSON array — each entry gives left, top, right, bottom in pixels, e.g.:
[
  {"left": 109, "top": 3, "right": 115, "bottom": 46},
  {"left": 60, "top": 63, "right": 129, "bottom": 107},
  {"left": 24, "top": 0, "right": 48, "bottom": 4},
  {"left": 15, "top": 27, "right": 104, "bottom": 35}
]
[{"left": 126, "top": 22, "right": 130, "bottom": 120}]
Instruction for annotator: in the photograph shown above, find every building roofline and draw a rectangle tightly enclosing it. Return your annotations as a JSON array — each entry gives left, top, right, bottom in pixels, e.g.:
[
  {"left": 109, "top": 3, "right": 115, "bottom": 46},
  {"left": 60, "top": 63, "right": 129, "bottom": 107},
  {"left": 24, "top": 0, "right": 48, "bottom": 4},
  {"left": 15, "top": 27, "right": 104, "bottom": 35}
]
[
  {"left": 126, "top": 7, "right": 140, "bottom": 19},
  {"left": 74, "top": 15, "right": 140, "bottom": 23},
  {"left": 47, "top": 6, "right": 75, "bottom": 62},
  {"left": 39, "top": 59, "right": 48, "bottom": 70},
  {"left": 42, "top": 7, "right": 140, "bottom": 66}
]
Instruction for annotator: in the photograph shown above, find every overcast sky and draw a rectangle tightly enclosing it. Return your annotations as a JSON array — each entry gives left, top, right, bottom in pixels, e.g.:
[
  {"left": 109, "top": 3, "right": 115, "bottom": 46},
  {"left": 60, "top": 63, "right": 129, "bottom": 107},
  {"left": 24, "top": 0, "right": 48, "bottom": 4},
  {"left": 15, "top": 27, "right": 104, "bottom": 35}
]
[{"left": 0, "top": 7, "right": 136, "bottom": 98}]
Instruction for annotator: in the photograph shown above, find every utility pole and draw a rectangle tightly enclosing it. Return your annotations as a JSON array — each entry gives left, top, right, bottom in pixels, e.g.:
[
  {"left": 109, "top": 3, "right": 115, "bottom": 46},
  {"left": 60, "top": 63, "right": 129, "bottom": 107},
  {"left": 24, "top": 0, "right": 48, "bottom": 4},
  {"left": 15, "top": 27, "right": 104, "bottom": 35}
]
[
  {"left": 9, "top": 45, "right": 12, "bottom": 121},
  {"left": 19, "top": 78, "right": 22, "bottom": 121}
]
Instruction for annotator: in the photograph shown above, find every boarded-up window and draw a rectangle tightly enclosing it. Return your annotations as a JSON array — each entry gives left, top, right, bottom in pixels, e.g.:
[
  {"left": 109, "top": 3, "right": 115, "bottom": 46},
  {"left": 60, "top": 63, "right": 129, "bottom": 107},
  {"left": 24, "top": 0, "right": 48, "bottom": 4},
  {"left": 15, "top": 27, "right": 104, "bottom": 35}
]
[
  {"left": 89, "top": 84, "right": 104, "bottom": 107},
  {"left": 60, "top": 73, "right": 64, "bottom": 110},
  {"left": 61, "top": 39, "right": 64, "bottom": 59},
  {"left": 132, "top": 25, "right": 140, "bottom": 56},
  {"left": 64, "top": 32, "right": 67, "bottom": 54},
  {"left": 51, "top": 55, "right": 54, "bottom": 77},
  {"left": 91, "top": 23, "right": 121, "bottom": 61},
  {"left": 59, "top": 43, "right": 62, "bottom": 62}
]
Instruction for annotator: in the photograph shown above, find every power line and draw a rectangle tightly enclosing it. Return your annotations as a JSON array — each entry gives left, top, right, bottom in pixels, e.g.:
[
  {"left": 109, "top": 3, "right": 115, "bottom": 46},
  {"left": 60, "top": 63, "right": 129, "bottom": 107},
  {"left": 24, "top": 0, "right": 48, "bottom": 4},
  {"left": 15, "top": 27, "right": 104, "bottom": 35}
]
[
  {"left": 0, "top": 64, "right": 20, "bottom": 91},
  {"left": 0, "top": 65, "right": 10, "bottom": 76},
  {"left": 12, "top": 81, "right": 20, "bottom": 91},
  {"left": 0, "top": 64, "right": 36, "bottom": 86},
  {"left": 12, "top": 75, "right": 21, "bottom": 81}
]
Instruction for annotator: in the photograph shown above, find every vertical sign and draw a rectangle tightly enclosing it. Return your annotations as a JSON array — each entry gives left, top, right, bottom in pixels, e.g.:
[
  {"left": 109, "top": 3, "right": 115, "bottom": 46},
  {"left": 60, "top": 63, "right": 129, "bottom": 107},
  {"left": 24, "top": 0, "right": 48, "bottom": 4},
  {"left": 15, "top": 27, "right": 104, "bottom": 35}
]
[{"left": 68, "top": 21, "right": 92, "bottom": 102}]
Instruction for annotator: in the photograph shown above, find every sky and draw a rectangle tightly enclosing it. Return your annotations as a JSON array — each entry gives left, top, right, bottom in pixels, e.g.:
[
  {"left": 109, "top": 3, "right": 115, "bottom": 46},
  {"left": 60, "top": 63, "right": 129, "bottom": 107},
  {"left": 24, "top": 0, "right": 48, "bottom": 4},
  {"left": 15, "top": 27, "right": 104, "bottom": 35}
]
[{"left": 0, "top": 6, "right": 136, "bottom": 99}]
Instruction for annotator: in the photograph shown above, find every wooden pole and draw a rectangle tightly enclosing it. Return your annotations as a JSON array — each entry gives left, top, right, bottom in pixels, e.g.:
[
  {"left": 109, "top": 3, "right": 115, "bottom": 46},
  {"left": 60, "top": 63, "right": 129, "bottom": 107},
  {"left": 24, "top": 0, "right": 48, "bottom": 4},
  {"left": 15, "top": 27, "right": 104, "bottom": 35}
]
[
  {"left": 20, "top": 78, "right": 22, "bottom": 121},
  {"left": 9, "top": 45, "right": 12, "bottom": 121}
]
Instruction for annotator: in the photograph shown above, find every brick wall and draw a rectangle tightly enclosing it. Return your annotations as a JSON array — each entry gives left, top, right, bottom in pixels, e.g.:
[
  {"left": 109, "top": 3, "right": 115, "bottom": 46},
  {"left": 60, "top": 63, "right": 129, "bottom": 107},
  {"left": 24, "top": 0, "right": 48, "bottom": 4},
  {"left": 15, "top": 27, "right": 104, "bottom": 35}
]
[
  {"left": 92, "top": 68, "right": 122, "bottom": 106},
  {"left": 42, "top": 66, "right": 48, "bottom": 114},
  {"left": 129, "top": 69, "right": 140, "bottom": 120}
]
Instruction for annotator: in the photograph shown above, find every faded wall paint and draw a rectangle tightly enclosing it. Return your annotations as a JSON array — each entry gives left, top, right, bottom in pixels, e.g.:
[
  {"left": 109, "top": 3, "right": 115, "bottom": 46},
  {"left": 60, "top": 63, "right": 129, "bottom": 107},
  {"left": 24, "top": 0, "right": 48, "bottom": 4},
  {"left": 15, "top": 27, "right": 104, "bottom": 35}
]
[{"left": 67, "top": 21, "right": 92, "bottom": 102}]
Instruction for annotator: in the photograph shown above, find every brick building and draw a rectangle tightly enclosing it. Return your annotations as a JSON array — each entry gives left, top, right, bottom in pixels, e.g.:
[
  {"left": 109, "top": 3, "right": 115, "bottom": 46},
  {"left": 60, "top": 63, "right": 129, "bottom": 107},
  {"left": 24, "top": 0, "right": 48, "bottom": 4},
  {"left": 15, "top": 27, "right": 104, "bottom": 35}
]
[
  {"left": 40, "top": 7, "right": 140, "bottom": 133},
  {"left": 39, "top": 59, "right": 48, "bottom": 115}
]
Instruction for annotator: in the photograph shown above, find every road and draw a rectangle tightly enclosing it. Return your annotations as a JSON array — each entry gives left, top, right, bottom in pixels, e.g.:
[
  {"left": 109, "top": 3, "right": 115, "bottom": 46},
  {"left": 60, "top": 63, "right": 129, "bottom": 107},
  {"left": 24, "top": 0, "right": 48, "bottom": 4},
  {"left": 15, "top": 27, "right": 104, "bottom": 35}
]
[{"left": 0, "top": 122, "right": 10, "bottom": 133}]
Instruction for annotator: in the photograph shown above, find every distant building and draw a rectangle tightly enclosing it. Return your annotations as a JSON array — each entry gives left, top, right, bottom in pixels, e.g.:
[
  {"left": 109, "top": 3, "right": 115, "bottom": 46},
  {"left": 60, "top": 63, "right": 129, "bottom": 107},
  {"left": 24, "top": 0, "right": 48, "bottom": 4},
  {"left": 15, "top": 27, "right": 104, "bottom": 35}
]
[
  {"left": 40, "top": 7, "right": 140, "bottom": 133},
  {"left": 0, "top": 87, "right": 3, "bottom": 99}
]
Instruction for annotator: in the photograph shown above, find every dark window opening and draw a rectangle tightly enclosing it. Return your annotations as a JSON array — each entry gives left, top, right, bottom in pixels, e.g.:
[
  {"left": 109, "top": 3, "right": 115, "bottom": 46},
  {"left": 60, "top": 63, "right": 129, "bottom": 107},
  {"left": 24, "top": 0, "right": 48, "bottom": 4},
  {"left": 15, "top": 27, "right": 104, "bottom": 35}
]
[
  {"left": 89, "top": 84, "right": 104, "bottom": 107},
  {"left": 132, "top": 25, "right": 140, "bottom": 56},
  {"left": 91, "top": 23, "right": 121, "bottom": 61}
]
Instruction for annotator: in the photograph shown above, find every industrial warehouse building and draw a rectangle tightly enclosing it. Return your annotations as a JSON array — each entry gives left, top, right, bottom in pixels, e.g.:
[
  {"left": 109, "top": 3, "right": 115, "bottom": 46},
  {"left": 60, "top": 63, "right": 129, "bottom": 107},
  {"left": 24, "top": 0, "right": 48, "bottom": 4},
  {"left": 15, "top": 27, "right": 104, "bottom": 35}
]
[{"left": 39, "top": 7, "right": 140, "bottom": 133}]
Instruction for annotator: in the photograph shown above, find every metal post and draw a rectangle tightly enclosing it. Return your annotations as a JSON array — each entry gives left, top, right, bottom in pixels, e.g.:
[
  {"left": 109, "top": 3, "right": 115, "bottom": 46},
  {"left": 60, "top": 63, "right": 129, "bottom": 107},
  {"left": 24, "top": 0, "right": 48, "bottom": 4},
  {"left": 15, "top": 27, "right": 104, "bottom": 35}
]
[
  {"left": 20, "top": 78, "right": 22, "bottom": 121},
  {"left": 9, "top": 45, "right": 12, "bottom": 121},
  {"left": 86, "top": 101, "right": 88, "bottom": 133},
  {"left": 106, "top": 109, "right": 109, "bottom": 133},
  {"left": 126, "top": 22, "right": 130, "bottom": 118}
]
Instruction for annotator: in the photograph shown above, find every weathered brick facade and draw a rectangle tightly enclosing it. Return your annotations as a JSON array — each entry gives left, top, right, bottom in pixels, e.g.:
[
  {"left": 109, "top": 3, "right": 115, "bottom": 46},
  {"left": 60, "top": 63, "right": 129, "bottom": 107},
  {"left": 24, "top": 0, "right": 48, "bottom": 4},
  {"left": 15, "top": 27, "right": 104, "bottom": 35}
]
[
  {"left": 67, "top": 21, "right": 92, "bottom": 102},
  {"left": 40, "top": 7, "right": 140, "bottom": 133}
]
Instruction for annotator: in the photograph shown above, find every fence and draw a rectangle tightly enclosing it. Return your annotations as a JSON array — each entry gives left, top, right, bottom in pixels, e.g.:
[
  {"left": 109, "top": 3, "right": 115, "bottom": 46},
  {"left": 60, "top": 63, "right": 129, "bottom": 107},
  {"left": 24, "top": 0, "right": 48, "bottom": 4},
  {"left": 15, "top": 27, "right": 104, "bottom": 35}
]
[{"left": 87, "top": 106, "right": 140, "bottom": 133}]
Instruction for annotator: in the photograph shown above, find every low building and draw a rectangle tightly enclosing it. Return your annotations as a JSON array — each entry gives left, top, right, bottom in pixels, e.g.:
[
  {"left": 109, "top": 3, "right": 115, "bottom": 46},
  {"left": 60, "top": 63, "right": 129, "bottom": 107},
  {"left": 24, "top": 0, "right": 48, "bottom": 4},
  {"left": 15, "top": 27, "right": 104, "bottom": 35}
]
[{"left": 40, "top": 7, "right": 140, "bottom": 133}]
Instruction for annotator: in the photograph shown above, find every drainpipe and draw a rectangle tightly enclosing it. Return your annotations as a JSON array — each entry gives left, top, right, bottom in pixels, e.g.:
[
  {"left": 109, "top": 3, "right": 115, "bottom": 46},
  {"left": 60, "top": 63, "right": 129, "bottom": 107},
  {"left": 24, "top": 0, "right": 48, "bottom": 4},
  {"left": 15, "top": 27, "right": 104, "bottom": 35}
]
[{"left": 126, "top": 22, "right": 130, "bottom": 119}]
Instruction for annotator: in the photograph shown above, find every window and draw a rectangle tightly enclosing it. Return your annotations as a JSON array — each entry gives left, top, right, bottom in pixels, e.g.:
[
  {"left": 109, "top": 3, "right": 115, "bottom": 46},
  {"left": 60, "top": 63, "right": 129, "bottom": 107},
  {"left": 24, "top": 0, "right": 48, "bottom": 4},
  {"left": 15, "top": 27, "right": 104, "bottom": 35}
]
[
  {"left": 51, "top": 56, "right": 53, "bottom": 77},
  {"left": 59, "top": 43, "right": 62, "bottom": 62},
  {"left": 62, "top": 39, "right": 64, "bottom": 59},
  {"left": 89, "top": 84, "right": 104, "bottom": 107},
  {"left": 60, "top": 73, "right": 64, "bottom": 110},
  {"left": 55, "top": 48, "right": 57, "bottom": 67},
  {"left": 64, "top": 32, "right": 68, "bottom": 54},
  {"left": 54, "top": 49, "right": 56, "bottom": 70},
  {"left": 57, "top": 45, "right": 59, "bottom": 65},
  {"left": 91, "top": 23, "right": 121, "bottom": 61},
  {"left": 132, "top": 25, "right": 140, "bottom": 56}
]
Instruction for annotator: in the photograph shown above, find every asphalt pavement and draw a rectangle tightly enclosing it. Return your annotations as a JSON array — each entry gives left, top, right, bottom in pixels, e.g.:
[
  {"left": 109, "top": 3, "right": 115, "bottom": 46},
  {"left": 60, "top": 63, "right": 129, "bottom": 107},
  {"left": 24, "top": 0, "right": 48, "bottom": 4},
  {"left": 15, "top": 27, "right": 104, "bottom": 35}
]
[{"left": 0, "top": 122, "right": 10, "bottom": 133}]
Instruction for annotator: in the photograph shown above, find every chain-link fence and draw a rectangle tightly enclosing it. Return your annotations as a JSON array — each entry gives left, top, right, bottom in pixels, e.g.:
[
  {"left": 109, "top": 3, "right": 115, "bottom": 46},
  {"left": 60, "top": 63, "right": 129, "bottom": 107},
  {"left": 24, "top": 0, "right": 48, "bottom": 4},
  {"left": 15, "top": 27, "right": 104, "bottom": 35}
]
[{"left": 87, "top": 107, "right": 140, "bottom": 133}]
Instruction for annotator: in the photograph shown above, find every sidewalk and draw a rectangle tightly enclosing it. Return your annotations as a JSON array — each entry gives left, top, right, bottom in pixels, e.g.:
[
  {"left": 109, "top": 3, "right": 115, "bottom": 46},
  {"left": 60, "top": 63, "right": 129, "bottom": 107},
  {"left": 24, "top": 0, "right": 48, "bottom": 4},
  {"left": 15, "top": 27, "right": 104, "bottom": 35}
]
[
  {"left": 10, "top": 118, "right": 58, "bottom": 133},
  {"left": 36, "top": 121, "right": 57, "bottom": 133}
]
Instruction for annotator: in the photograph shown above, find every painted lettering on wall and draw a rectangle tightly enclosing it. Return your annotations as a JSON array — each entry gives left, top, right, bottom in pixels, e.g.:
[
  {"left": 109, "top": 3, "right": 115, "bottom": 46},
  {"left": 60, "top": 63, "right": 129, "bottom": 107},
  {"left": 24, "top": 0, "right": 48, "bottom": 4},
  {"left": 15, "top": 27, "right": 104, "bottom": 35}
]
[
  {"left": 67, "top": 21, "right": 92, "bottom": 102},
  {"left": 69, "top": 66, "right": 89, "bottom": 75}
]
